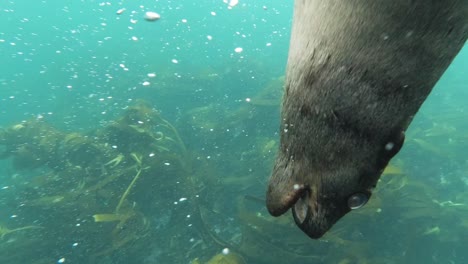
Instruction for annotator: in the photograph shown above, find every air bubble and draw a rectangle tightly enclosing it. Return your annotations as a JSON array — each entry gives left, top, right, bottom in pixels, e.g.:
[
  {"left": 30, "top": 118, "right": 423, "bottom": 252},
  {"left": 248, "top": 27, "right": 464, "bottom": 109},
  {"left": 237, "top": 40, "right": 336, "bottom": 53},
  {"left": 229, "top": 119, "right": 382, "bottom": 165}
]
[{"left": 385, "top": 142, "right": 394, "bottom": 151}]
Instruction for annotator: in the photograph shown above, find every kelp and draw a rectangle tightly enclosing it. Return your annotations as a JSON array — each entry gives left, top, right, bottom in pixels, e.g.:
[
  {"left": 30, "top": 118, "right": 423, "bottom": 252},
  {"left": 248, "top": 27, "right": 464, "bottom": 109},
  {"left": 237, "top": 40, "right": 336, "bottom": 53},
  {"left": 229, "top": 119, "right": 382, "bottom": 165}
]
[
  {"left": 1, "top": 94, "right": 466, "bottom": 263},
  {"left": 0, "top": 224, "right": 43, "bottom": 238},
  {"left": 0, "top": 101, "right": 194, "bottom": 263},
  {"left": 192, "top": 151, "right": 466, "bottom": 264},
  {"left": 191, "top": 251, "right": 246, "bottom": 264}
]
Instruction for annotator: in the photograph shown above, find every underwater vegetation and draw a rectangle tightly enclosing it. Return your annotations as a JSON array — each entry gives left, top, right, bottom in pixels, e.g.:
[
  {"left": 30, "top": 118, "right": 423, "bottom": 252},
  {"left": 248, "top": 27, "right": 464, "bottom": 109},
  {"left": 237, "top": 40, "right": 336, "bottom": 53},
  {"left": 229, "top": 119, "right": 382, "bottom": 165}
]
[
  {"left": 0, "top": 88, "right": 467, "bottom": 263},
  {"left": 185, "top": 100, "right": 468, "bottom": 264},
  {"left": 191, "top": 250, "right": 246, "bottom": 264},
  {"left": 0, "top": 101, "right": 198, "bottom": 263}
]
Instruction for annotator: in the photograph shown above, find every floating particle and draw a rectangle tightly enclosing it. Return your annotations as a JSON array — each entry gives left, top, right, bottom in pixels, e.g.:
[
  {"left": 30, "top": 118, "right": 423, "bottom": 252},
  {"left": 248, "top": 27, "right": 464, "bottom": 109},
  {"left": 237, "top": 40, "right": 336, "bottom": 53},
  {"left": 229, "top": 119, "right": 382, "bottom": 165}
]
[
  {"left": 172, "top": 59, "right": 178, "bottom": 64},
  {"left": 57, "top": 258, "right": 65, "bottom": 263},
  {"left": 266, "top": 42, "right": 272, "bottom": 46},
  {"left": 207, "top": 35, "right": 212, "bottom": 40},
  {"left": 144, "top": 11, "right": 161, "bottom": 21},
  {"left": 179, "top": 197, "right": 187, "bottom": 202},
  {"left": 210, "top": 11, "right": 216, "bottom": 16},
  {"left": 116, "top": 8, "right": 126, "bottom": 15},
  {"left": 181, "top": 19, "right": 187, "bottom": 23},
  {"left": 131, "top": 36, "right": 138, "bottom": 41},
  {"left": 147, "top": 73, "right": 156, "bottom": 78},
  {"left": 222, "top": 248, "right": 230, "bottom": 255},
  {"left": 385, "top": 142, "right": 394, "bottom": 151},
  {"left": 228, "top": 0, "right": 239, "bottom": 7},
  {"left": 142, "top": 81, "right": 150, "bottom": 86},
  {"left": 234, "top": 47, "right": 243, "bottom": 53},
  {"left": 245, "top": 97, "right": 251, "bottom": 102}
]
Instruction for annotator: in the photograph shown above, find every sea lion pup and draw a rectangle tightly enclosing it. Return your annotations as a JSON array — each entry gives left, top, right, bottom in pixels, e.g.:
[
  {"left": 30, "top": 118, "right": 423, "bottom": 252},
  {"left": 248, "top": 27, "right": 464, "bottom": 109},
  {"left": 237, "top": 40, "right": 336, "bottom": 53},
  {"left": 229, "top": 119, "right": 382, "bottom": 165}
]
[{"left": 266, "top": 0, "right": 467, "bottom": 239}]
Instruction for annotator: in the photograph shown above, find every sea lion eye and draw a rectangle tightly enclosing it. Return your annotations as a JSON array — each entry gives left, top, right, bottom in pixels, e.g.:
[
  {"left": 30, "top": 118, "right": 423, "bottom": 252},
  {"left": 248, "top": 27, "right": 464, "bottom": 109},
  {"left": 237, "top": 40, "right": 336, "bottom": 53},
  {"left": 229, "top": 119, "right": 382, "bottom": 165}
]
[{"left": 347, "top": 193, "right": 369, "bottom": 210}]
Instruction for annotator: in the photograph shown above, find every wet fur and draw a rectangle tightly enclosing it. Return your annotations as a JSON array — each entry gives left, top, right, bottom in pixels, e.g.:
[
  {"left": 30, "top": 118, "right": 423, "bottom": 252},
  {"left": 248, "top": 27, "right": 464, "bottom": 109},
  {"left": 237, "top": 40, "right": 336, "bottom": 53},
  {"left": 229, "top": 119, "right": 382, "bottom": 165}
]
[{"left": 267, "top": 0, "right": 467, "bottom": 238}]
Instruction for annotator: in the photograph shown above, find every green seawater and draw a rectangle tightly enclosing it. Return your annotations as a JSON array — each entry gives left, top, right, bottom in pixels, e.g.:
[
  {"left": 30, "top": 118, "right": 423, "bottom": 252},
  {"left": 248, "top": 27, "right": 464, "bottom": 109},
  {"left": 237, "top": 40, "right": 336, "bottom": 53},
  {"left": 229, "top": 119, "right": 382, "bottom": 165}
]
[{"left": 0, "top": 1, "right": 466, "bottom": 263}]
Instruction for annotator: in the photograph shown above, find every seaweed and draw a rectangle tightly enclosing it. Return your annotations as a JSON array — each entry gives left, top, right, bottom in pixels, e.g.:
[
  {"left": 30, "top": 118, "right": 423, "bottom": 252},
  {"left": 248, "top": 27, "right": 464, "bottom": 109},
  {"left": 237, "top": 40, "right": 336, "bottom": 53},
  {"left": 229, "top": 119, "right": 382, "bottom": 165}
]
[{"left": 0, "top": 101, "right": 194, "bottom": 263}]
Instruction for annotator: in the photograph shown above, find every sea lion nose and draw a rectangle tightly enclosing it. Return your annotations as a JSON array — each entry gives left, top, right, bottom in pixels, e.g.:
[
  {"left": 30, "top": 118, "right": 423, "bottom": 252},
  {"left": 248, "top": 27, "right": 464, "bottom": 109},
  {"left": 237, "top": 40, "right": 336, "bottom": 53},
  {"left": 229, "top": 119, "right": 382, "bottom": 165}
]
[
  {"left": 292, "top": 189, "right": 311, "bottom": 224},
  {"left": 292, "top": 208, "right": 329, "bottom": 238},
  {"left": 291, "top": 189, "right": 335, "bottom": 239},
  {"left": 293, "top": 209, "right": 327, "bottom": 239}
]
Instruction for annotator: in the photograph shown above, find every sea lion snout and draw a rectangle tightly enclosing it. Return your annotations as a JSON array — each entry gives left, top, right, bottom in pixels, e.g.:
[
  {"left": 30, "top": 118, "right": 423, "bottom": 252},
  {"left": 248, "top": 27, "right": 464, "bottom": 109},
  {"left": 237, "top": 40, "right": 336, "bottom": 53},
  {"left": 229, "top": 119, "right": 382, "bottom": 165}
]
[
  {"left": 292, "top": 187, "right": 372, "bottom": 239},
  {"left": 266, "top": 174, "right": 306, "bottom": 217},
  {"left": 266, "top": 175, "right": 334, "bottom": 239},
  {"left": 293, "top": 203, "right": 330, "bottom": 239},
  {"left": 266, "top": 148, "right": 382, "bottom": 239},
  {"left": 291, "top": 188, "right": 330, "bottom": 239}
]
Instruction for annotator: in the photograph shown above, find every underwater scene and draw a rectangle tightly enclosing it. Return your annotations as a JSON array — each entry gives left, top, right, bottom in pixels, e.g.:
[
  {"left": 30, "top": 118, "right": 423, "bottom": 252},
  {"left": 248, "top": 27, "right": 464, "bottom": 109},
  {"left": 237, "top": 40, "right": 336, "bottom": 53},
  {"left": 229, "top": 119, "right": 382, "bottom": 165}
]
[{"left": 0, "top": 1, "right": 467, "bottom": 263}]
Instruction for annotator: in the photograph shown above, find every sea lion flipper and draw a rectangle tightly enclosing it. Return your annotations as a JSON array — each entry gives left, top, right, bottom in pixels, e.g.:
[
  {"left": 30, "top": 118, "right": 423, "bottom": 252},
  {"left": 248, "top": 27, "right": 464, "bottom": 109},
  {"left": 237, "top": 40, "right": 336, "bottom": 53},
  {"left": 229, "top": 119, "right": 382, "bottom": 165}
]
[{"left": 266, "top": 161, "right": 305, "bottom": 216}]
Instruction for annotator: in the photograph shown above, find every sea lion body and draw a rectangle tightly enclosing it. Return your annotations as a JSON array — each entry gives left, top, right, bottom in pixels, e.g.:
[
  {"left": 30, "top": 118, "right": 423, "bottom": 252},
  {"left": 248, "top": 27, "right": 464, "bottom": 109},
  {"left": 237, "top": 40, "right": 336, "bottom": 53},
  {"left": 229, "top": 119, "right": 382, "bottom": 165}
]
[{"left": 266, "top": 0, "right": 467, "bottom": 239}]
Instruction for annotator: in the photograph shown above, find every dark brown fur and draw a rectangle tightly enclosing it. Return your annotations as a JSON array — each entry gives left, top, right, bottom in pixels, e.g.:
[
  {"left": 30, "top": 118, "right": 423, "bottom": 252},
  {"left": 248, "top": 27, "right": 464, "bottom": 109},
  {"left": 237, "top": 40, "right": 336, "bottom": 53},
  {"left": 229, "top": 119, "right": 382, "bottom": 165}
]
[{"left": 266, "top": 0, "right": 468, "bottom": 239}]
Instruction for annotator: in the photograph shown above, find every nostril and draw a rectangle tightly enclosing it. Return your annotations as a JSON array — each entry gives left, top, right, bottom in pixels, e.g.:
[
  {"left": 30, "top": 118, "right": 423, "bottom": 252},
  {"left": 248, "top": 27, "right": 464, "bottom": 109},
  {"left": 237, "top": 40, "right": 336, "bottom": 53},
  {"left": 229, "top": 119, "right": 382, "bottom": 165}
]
[{"left": 293, "top": 190, "right": 310, "bottom": 223}]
